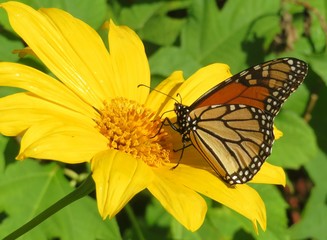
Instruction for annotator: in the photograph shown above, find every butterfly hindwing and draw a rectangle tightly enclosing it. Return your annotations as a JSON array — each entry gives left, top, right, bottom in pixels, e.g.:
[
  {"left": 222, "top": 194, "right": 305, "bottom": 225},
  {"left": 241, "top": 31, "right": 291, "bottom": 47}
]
[{"left": 188, "top": 104, "right": 274, "bottom": 184}]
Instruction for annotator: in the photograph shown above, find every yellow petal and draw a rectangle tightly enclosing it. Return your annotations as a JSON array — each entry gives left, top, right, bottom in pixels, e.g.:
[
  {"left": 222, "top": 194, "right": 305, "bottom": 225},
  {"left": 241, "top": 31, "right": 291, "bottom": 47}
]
[
  {"left": 91, "top": 150, "right": 153, "bottom": 218},
  {"left": 273, "top": 125, "right": 283, "bottom": 140},
  {"left": 148, "top": 167, "right": 207, "bottom": 232},
  {"left": 108, "top": 20, "right": 150, "bottom": 103},
  {"left": 176, "top": 63, "right": 232, "bottom": 106},
  {"left": 167, "top": 164, "right": 266, "bottom": 233},
  {"left": 18, "top": 121, "right": 107, "bottom": 163},
  {"left": 0, "top": 62, "right": 96, "bottom": 119},
  {"left": 0, "top": 92, "right": 95, "bottom": 136},
  {"left": 250, "top": 162, "right": 286, "bottom": 186},
  {"left": 0, "top": 2, "right": 115, "bottom": 108},
  {"left": 145, "top": 71, "right": 184, "bottom": 117}
]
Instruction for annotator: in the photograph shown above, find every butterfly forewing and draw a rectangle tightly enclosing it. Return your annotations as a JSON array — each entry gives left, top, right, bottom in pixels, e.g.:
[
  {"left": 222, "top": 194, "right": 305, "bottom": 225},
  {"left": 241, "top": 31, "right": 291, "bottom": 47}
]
[
  {"left": 173, "top": 57, "right": 308, "bottom": 185},
  {"left": 190, "top": 58, "right": 308, "bottom": 118}
]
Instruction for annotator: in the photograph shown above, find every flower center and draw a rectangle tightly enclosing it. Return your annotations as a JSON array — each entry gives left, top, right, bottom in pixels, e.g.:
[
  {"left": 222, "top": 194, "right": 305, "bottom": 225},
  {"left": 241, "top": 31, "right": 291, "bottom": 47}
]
[{"left": 96, "top": 98, "right": 171, "bottom": 167}]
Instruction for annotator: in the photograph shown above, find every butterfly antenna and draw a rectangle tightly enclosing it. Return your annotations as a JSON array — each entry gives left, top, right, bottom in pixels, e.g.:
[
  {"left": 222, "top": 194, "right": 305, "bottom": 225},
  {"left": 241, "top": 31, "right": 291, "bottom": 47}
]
[
  {"left": 137, "top": 84, "right": 180, "bottom": 103},
  {"left": 176, "top": 93, "right": 182, "bottom": 104}
]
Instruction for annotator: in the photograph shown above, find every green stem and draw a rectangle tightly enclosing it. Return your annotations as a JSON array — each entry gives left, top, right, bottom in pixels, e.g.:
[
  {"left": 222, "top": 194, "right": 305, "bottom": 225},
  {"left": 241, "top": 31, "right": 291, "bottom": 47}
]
[
  {"left": 125, "top": 204, "right": 146, "bottom": 240},
  {"left": 3, "top": 174, "right": 95, "bottom": 240}
]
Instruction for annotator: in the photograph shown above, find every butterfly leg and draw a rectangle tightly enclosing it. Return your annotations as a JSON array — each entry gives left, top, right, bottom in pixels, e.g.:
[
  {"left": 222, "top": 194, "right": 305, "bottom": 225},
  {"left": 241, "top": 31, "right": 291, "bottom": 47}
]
[
  {"left": 170, "top": 142, "right": 193, "bottom": 170},
  {"left": 159, "top": 117, "right": 193, "bottom": 170},
  {"left": 162, "top": 117, "right": 179, "bottom": 131},
  {"left": 150, "top": 117, "right": 176, "bottom": 139}
]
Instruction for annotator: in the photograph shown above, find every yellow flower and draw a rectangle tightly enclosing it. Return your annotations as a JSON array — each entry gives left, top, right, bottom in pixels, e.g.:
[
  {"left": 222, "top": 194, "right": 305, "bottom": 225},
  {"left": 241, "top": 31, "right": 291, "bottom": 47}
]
[{"left": 0, "top": 1, "right": 285, "bottom": 233}]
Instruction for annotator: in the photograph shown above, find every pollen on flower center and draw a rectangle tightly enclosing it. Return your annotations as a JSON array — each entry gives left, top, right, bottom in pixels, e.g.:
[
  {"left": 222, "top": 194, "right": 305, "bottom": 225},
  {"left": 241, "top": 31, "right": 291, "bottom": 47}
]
[{"left": 96, "top": 98, "right": 171, "bottom": 167}]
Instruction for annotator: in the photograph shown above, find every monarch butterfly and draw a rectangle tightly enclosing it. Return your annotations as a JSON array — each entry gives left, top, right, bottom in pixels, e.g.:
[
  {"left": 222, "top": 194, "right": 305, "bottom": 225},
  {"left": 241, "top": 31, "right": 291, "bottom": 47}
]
[{"left": 169, "top": 58, "right": 308, "bottom": 185}]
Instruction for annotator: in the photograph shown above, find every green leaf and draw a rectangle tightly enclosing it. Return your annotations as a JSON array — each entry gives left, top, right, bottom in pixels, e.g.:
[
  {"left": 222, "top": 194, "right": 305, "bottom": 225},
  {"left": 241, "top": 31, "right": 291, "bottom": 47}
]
[
  {"left": 170, "top": 218, "right": 203, "bottom": 240},
  {"left": 132, "top": 197, "right": 175, "bottom": 240},
  {"left": 0, "top": 2, "right": 12, "bottom": 32},
  {"left": 108, "top": 0, "right": 188, "bottom": 46},
  {"left": 269, "top": 111, "right": 317, "bottom": 169},
  {"left": 164, "top": 199, "right": 247, "bottom": 240},
  {"left": 145, "top": 198, "right": 171, "bottom": 229},
  {"left": 307, "top": 53, "right": 327, "bottom": 86},
  {"left": 0, "top": 34, "right": 24, "bottom": 62},
  {"left": 0, "top": 135, "right": 9, "bottom": 173},
  {"left": 282, "top": 84, "right": 310, "bottom": 115},
  {"left": 180, "top": 0, "right": 220, "bottom": 61},
  {"left": 168, "top": 184, "right": 289, "bottom": 240},
  {"left": 181, "top": 0, "right": 280, "bottom": 71},
  {"left": 149, "top": 46, "right": 202, "bottom": 79},
  {"left": 199, "top": 186, "right": 288, "bottom": 240},
  {"left": 0, "top": 160, "right": 121, "bottom": 240},
  {"left": 304, "top": 0, "right": 327, "bottom": 52},
  {"left": 139, "top": 13, "right": 185, "bottom": 46},
  {"left": 0, "top": 136, "right": 19, "bottom": 173},
  {"left": 310, "top": 84, "right": 327, "bottom": 152},
  {"left": 148, "top": 0, "right": 285, "bottom": 80},
  {"left": 253, "top": 184, "right": 289, "bottom": 240},
  {"left": 200, "top": 206, "right": 247, "bottom": 239},
  {"left": 289, "top": 150, "right": 327, "bottom": 239}
]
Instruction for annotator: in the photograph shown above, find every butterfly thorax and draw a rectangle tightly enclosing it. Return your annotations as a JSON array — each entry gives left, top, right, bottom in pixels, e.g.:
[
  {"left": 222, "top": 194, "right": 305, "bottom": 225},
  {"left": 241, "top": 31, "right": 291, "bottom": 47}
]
[{"left": 174, "top": 103, "right": 196, "bottom": 142}]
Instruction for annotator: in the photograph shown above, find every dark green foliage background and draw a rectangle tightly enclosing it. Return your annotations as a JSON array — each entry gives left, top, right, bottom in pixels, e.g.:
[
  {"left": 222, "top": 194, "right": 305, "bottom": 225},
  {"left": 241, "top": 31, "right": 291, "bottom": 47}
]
[{"left": 0, "top": 0, "right": 325, "bottom": 239}]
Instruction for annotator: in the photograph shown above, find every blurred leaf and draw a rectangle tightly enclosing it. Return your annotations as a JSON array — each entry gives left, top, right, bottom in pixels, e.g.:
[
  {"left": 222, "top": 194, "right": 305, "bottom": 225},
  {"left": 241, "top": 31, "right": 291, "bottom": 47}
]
[
  {"left": 248, "top": 15, "right": 281, "bottom": 52},
  {"left": 145, "top": 198, "right": 171, "bottom": 229},
  {"left": 0, "top": 33, "right": 24, "bottom": 62},
  {"left": 0, "top": 86, "right": 24, "bottom": 98},
  {"left": 132, "top": 197, "right": 175, "bottom": 239},
  {"left": 0, "top": 160, "right": 121, "bottom": 240},
  {"left": 305, "top": 0, "right": 327, "bottom": 52},
  {"left": 170, "top": 219, "right": 203, "bottom": 240},
  {"left": 254, "top": 184, "right": 289, "bottom": 240},
  {"left": 292, "top": 37, "right": 314, "bottom": 57},
  {"left": 199, "top": 206, "right": 247, "bottom": 240},
  {"left": 0, "top": 135, "right": 9, "bottom": 172},
  {"left": 289, "top": 150, "right": 327, "bottom": 239},
  {"left": 282, "top": 84, "right": 310, "bottom": 115},
  {"left": 309, "top": 84, "right": 327, "bottom": 153},
  {"left": 0, "top": 2, "right": 11, "bottom": 31},
  {"left": 307, "top": 53, "right": 327, "bottom": 86},
  {"left": 0, "top": 135, "right": 19, "bottom": 173},
  {"left": 269, "top": 111, "right": 317, "bottom": 169}
]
